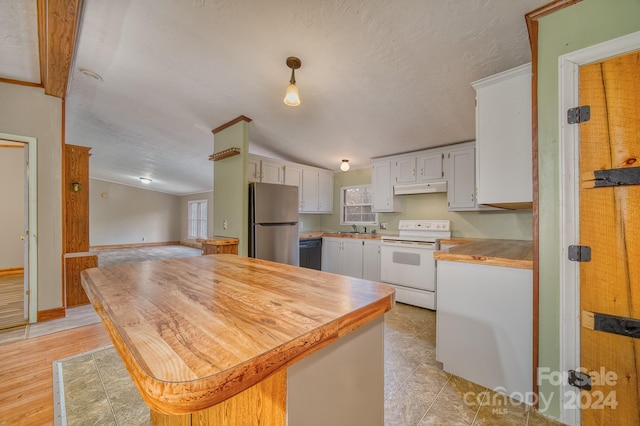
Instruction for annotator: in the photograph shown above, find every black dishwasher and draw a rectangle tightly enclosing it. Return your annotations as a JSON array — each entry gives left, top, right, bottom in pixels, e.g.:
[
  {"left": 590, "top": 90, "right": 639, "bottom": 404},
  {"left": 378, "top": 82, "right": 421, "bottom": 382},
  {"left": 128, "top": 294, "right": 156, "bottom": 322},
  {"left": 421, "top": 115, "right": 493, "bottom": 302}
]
[{"left": 299, "top": 238, "right": 322, "bottom": 270}]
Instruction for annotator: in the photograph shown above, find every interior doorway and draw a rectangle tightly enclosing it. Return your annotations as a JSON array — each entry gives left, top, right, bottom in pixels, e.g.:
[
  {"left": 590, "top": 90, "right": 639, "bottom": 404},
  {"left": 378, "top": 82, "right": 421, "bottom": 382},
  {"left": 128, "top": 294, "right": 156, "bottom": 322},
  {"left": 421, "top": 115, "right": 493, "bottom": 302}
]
[
  {"left": 0, "top": 141, "right": 27, "bottom": 329},
  {"left": 0, "top": 133, "right": 38, "bottom": 327}
]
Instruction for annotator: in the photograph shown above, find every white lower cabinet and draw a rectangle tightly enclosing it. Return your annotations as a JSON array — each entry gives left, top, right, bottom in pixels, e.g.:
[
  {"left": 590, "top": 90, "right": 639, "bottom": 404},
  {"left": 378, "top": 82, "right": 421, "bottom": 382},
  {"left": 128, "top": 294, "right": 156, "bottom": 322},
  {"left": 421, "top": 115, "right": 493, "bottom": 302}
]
[
  {"left": 322, "top": 237, "right": 380, "bottom": 280},
  {"left": 436, "top": 260, "right": 533, "bottom": 404},
  {"left": 362, "top": 240, "right": 381, "bottom": 282}
]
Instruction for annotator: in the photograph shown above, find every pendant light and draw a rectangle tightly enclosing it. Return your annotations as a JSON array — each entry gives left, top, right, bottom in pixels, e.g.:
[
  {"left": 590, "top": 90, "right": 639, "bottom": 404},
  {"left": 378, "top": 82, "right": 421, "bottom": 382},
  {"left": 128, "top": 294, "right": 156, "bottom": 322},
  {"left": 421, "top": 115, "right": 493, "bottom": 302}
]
[
  {"left": 340, "top": 159, "right": 350, "bottom": 172},
  {"left": 283, "top": 57, "right": 301, "bottom": 106}
]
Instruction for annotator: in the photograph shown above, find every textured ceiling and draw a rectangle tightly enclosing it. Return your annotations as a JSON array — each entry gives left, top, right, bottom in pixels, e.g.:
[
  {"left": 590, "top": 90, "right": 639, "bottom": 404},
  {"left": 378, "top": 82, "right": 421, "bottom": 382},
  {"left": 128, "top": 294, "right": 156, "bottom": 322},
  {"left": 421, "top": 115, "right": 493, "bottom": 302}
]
[{"left": 1, "top": 0, "right": 548, "bottom": 195}]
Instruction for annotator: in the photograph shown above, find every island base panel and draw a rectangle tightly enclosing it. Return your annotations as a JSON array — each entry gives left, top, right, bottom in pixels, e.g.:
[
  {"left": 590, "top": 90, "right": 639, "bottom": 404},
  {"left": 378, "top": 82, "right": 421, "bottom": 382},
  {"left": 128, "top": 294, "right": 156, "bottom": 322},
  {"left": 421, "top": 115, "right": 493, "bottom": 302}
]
[
  {"left": 149, "top": 369, "right": 287, "bottom": 426},
  {"left": 288, "top": 316, "right": 384, "bottom": 425}
]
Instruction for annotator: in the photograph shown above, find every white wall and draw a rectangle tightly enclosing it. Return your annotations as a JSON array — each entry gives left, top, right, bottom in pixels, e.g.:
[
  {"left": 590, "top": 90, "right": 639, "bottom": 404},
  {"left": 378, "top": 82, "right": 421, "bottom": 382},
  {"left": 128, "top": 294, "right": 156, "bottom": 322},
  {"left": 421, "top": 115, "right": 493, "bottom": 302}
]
[
  {"left": 179, "top": 191, "right": 213, "bottom": 244},
  {"left": 89, "top": 179, "right": 181, "bottom": 246},
  {"left": 0, "top": 83, "right": 63, "bottom": 311},
  {"left": 0, "top": 146, "right": 25, "bottom": 268}
]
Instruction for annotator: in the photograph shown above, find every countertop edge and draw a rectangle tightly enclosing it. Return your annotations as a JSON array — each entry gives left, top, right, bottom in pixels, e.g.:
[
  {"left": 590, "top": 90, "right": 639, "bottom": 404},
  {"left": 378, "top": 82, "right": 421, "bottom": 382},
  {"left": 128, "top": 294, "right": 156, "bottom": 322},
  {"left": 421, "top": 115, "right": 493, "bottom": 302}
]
[
  {"left": 81, "top": 266, "right": 395, "bottom": 415},
  {"left": 435, "top": 239, "right": 533, "bottom": 270}
]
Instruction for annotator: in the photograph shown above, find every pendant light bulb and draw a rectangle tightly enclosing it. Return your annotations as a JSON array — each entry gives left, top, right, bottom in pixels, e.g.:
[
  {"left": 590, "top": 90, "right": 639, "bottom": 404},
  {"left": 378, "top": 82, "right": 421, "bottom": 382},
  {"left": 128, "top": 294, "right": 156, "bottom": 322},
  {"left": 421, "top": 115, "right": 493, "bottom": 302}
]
[
  {"left": 284, "top": 57, "right": 301, "bottom": 107},
  {"left": 340, "top": 159, "right": 350, "bottom": 172}
]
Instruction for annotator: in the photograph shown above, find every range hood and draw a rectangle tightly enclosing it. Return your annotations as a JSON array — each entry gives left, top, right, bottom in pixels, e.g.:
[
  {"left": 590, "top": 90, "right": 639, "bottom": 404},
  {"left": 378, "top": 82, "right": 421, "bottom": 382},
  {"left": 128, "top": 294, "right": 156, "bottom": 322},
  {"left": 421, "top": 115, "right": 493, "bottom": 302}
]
[{"left": 394, "top": 181, "right": 447, "bottom": 195}]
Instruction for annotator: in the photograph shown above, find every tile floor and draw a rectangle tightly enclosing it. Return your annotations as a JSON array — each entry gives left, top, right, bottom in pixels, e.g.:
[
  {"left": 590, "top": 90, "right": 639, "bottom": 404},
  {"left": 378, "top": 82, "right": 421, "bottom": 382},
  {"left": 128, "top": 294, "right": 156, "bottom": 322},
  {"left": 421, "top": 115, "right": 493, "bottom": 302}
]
[{"left": 48, "top": 303, "right": 564, "bottom": 425}]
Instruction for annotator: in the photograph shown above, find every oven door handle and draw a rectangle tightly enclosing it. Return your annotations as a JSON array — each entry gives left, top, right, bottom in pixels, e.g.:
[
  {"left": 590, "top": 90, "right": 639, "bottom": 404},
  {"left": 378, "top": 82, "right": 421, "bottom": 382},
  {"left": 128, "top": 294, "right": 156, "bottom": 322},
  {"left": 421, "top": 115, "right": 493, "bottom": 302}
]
[{"left": 381, "top": 240, "right": 436, "bottom": 249}]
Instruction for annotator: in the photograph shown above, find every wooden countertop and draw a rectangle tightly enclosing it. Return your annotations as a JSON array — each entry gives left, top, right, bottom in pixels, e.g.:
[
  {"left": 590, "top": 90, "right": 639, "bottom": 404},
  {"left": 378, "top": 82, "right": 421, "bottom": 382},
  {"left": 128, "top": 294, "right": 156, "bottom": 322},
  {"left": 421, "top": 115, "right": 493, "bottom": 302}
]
[
  {"left": 434, "top": 239, "right": 533, "bottom": 269},
  {"left": 196, "top": 236, "right": 239, "bottom": 245},
  {"left": 81, "top": 255, "right": 395, "bottom": 415}
]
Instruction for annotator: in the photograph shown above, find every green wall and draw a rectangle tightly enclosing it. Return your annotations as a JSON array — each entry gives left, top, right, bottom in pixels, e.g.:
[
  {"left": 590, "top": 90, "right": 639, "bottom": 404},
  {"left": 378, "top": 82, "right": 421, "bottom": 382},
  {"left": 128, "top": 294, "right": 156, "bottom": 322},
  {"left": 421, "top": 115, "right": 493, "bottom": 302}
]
[
  {"left": 213, "top": 121, "right": 250, "bottom": 256},
  {"left": 325, "top": 166, "right": 533, "bottom": 240},
  {"left": 537, "top": 0, "right": 640, "bottom": 419}
]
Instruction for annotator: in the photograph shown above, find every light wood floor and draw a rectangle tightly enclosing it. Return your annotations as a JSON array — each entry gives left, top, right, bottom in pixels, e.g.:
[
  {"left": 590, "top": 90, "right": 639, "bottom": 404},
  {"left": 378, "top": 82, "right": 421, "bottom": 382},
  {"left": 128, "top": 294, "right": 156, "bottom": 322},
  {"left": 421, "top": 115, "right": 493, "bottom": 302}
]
[
  {"left": 0, "top": 322, "right": 112, "bottom": 426},
  {"left": 0, "top": 273, "right": 26, "bottom": 330}
]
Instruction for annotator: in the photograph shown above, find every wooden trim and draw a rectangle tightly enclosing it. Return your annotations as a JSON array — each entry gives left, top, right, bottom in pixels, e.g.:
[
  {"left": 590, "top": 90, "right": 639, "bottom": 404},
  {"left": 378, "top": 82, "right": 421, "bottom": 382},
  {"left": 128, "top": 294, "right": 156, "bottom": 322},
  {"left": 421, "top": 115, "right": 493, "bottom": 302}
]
[
  {"left": 89, "top": 241, "right": 182, "bottom": 250},
  {"left": 209, "top": 147, "right": 241, "bottom": 161},
  {"left": 37, "top": 307, "right": 65, "bottom": 322},
  {"left": 0, "top": 267, "right": 24, "bottom": 277},
  {"left": 40, "top": 0, "right": 83, "bottom": 98},
  {"left": 525, "top": 0, "right": 584, "bottom": 406},
  {"left": 0, "top": 144, "right": 25, "bottom": 148},
  {"left": 37, "top": 0, "right": 46, "bottom": 86},
  {"left": 0, "top": 77, "right": 43, "bottom": 88},
  {"left": 181, "top": 241, "right": 203, "bottom": 249},
  {"left": 211, "top": 115, "right": 252, "bottom": 134}
]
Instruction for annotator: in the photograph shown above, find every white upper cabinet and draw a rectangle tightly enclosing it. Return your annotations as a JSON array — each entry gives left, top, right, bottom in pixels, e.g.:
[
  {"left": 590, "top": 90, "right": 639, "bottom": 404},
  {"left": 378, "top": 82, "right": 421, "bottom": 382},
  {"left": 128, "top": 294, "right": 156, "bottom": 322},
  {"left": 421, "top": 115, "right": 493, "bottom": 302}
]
[
  {"left": 317, "top": 170, "right": 333, "bottom": 213},
  {"left": 248, "top": 155, "right": 284, "bottom": 184},
  {"left": 252, "top": 156, "right": 334, "bottom": 214},
  {"left": 417, "top": 152, "right": 444, "bottom": 182},
  {"left": 371, "top": 159, "right": 402, "bottom": 212},
  {"left": 393, "top": 151, "right": 445, "bottom": 185},
  {"left": 446, "top": 145, "right": 477, "bottom": 211},
  {"left": 394, "top": 157, "right": 417, "bottom": 184},
  {"left": 301, "top": 167, "right": 333, "bottom": 214},
  {"left": 472, "top": 63, "right": 533, "bottom": 209},
  {"left": 284, "top": 163, "right": 304, "bottom": 210}
]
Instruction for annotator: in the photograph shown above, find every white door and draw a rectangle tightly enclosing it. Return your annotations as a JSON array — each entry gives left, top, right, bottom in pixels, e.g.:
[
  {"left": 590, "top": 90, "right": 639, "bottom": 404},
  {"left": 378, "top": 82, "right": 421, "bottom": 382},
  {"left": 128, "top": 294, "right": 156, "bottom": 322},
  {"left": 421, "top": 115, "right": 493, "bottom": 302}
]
[{"left": 342, "top": 239, "right": 363, "bottom": 278}]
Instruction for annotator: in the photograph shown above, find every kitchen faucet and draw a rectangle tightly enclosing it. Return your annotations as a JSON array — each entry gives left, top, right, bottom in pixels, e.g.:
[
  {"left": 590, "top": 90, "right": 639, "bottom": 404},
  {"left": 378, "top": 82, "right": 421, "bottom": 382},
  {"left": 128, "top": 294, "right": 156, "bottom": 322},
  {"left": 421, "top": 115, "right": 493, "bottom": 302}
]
[{"left": 351, "top": 224, "right": 358, "bottom": 233}]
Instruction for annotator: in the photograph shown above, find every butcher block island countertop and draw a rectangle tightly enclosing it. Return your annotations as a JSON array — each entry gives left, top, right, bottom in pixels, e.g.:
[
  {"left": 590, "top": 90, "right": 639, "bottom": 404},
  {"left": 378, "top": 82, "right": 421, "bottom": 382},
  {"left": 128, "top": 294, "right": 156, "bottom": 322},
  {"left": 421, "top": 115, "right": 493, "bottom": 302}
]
[
  {"left": 435, "top": 238, "right": 533, "bottom": 269},
  {"left": 81, "top": 254, "right": 395, "bottom": 425}
]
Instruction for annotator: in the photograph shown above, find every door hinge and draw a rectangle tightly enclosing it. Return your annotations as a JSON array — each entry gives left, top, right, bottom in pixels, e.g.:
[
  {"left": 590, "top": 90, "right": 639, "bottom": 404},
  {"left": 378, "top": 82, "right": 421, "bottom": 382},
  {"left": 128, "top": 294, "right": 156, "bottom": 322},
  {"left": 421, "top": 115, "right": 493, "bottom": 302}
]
[
  {"left": 568, "top": 245, "right": 591, "bottom": 262},
  {"left": 567, "top": 105, "right": 590, "bottom": 124},
  {"left": 568, "top": 370, "right": 592, "bottom": 390}
]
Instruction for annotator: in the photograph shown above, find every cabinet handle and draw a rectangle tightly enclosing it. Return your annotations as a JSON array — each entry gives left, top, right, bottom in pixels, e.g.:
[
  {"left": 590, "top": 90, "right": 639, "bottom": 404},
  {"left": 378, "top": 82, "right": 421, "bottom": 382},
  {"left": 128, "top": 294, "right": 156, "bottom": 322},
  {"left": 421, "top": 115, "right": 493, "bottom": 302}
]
[
  {"left": 419, "top": 168, "right": 423, "bottom": 176},
  {"left": 470, "top": 193, "right": 474, "bottom": 202},
  {"left": 412, "top": 169, "right": 416, "bottom": 176}
]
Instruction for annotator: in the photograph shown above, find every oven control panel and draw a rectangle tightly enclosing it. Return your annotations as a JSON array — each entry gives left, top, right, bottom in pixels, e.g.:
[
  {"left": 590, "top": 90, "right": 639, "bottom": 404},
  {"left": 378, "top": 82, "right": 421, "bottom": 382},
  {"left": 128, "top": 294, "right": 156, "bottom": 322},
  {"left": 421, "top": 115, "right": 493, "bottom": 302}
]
[{"left": 397, "top": 220, "right": 450, "bottom": 232}]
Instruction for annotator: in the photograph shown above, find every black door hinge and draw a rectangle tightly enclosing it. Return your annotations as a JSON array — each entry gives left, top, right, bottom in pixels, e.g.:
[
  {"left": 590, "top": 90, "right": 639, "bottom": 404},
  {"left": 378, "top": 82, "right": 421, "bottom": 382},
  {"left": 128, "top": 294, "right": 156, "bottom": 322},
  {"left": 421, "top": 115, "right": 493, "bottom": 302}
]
[
  {"left": 568, "top": 370, "right": 592, "bottom": 390},
  {"left": 568, "top": 245, "right": 591, "bottom": 262},
  {"left": 567, "top": 106, "right": 591, "bottom": 124}
]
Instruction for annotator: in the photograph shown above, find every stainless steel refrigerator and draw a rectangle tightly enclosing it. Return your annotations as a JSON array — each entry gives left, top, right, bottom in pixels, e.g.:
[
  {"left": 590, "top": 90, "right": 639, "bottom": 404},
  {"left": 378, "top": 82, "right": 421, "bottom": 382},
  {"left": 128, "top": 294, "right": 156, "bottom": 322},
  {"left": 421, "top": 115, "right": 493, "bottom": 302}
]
[{"left": 249, "top": 182, "right": 299, "bottom": 266}]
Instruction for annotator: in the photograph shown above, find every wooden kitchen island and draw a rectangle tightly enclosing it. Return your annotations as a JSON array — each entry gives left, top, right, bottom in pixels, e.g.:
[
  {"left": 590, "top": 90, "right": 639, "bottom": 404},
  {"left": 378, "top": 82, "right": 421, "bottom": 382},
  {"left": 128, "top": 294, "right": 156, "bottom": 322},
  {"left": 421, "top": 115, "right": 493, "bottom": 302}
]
[{"left": 81, "top": 254, "right": 395, "bottom": 425}]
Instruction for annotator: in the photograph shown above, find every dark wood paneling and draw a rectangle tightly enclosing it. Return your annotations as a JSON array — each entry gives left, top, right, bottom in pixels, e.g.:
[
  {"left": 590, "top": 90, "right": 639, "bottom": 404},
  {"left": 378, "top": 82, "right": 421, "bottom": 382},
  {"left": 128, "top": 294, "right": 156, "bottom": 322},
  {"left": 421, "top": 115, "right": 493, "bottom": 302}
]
[
  {"left": 64, "top": 145, "right": 91, "bottom": 253},
  {"left": 65, "top": 255, "right": 98, "bottom": 307}
]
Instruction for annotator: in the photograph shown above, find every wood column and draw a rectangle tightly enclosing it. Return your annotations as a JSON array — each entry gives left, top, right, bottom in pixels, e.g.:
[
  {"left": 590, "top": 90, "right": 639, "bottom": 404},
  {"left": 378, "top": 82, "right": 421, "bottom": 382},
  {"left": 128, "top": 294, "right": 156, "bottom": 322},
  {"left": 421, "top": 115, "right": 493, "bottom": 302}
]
[{"left": 63, "top": 145, "right": 97, "bottom": 307}]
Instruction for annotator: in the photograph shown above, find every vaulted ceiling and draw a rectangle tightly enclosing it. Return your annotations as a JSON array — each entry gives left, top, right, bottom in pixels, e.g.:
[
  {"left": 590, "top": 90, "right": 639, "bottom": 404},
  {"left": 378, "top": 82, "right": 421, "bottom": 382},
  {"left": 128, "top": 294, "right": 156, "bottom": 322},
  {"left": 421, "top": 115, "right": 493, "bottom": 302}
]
[{"left": 0, "top": 0, "right": 548, "bottom": 195}]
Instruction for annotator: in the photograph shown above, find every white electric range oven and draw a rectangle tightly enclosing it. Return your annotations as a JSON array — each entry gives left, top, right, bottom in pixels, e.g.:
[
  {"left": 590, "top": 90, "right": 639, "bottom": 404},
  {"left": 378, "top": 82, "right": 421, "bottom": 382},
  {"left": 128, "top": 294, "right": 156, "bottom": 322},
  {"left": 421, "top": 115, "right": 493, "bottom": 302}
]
[{"left": 380, "top": 220, "right": 451, "bottom": 310}]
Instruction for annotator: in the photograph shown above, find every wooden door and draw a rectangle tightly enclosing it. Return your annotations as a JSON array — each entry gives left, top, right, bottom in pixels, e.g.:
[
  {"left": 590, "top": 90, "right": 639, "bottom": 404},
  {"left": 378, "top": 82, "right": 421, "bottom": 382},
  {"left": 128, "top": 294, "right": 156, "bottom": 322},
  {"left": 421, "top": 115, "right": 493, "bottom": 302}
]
[{"left": 579, "top": 50, "right": 640, "bottom": 424}]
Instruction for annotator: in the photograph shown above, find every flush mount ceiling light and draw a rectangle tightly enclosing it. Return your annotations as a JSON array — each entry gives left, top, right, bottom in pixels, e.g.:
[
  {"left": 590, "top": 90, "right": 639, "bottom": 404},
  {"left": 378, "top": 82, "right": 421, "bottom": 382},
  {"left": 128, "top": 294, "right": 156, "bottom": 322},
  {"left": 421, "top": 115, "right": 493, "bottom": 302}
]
[
  {"left": 139, "top": 177, "right": 152, "bottom": 184},
  {"left": 283, "top": 56, "right": 301, "bottom": 106},
  {"left": 78, "top": 68, "right": 103, "bottom": 81},
  {"left": 340, "top": 159, "right": 350, "bottom": 172}
]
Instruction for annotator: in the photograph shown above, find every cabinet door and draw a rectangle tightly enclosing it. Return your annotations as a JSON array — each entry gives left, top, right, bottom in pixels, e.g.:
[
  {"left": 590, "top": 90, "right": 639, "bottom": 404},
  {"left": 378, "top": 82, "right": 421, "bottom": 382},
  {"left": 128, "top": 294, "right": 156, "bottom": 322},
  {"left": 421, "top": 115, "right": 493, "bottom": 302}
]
[
  {"left": 317, "top": 170, "right": 333, "bottom": 213},
  {"left": 341, "top": 239, "right": 364, "bottom": 278},
  {"left": 284, "top": 164, "right": 304, "bottom": 211},
  {"left": 247, "top": 158, "right": 260, "bottom": 182},
  {"left": 372, "top": 161, "right": 391, "bottom": 211},
  {"left": 301, "top": 169, "right": 318, "bottom": 212},
  {"left": 447, "top": 148, "right": 477, "bottom": 210},
  {"left": 394, "top": 157, "right": 417, "bottom": 184},
  {"left": 362, "top": 240, "right": 381, "bottom": 282},
  {"left": 261, "top": 159, "right": 283, "bottom": 184},
  {"left": 474, "top": 63, "right": 532, "bottom": 206},
  {"left": 417, "top": 152, "right": 444, "bottom": 182},
  {"left": 321, "top": 238, "right": 342, "bottom": 274}
]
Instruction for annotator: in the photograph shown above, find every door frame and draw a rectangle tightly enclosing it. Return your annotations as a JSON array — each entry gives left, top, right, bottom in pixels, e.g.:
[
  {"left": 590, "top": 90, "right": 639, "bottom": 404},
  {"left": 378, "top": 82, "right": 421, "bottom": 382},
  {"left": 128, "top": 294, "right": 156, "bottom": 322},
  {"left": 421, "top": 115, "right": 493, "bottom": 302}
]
[
  {"left": 558, "top": 31, "right": 640, "bottom": 425},
  {"left": 0, "top": 132, "right": 38, "bottom": 323}
]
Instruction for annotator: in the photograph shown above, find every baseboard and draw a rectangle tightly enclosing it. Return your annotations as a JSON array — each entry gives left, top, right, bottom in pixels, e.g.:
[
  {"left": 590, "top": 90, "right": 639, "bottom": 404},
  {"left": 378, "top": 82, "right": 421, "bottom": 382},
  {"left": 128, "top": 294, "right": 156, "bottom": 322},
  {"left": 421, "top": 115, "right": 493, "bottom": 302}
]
[
  {"left": 0, "top": 267, "right": 24, "bottom": 276},
  {"left": 38, "top": 307, "right": 66, "bottom": 322},
  {"left": 90, "top": 241, "right": 181, "bottom": 250}
]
